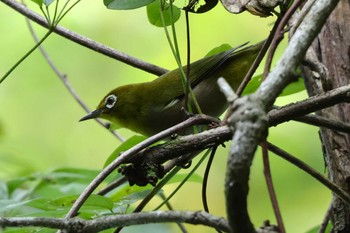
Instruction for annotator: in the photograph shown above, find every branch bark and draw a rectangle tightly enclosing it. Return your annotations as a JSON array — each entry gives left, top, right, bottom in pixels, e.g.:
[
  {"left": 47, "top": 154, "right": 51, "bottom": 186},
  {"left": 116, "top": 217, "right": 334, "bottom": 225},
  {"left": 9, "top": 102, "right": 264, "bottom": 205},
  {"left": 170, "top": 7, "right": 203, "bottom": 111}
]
[
  {"left": 301, "top": 0, "right": 350, "bottom": 232},
  {"left": 225, "top": 0, "right": 340, "bottom": 232},
  {"left": 0, "top": 211, "right": 229, "bottom": 232}
]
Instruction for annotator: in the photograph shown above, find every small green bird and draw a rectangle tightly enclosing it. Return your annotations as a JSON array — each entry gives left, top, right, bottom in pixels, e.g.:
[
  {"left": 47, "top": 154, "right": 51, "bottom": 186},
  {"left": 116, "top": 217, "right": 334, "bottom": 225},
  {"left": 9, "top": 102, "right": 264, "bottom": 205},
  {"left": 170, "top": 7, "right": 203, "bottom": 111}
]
[{"left": 80, "top": 41, "right": 263, "bottom": 136}]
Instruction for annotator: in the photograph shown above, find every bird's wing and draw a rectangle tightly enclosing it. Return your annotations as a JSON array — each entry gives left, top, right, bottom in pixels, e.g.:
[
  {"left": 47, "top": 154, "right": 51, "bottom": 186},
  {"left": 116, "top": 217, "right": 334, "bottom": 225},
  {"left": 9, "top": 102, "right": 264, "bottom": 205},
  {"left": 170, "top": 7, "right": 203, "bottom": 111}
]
[
  {"left": 153, "top": 42, "right": 249, "bottom": 107},
  {"left": 187, "top": 42, "right": 248, "bottom": 89}
]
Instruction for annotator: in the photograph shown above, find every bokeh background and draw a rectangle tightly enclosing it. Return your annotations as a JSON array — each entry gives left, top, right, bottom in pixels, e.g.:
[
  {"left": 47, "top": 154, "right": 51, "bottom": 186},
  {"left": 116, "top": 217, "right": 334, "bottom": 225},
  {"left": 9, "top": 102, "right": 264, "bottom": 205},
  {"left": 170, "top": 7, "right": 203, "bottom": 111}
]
[{"left": 1, "top": 0, "right": 330, "bottom": 232}]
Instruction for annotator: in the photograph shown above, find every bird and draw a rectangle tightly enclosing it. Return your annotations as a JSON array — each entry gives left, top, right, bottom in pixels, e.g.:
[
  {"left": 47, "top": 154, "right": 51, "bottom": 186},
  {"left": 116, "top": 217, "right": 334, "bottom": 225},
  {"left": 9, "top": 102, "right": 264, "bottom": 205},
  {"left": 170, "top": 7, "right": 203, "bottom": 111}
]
[{"left": 80, "top": 41, "right": 263, "bottom": 136}]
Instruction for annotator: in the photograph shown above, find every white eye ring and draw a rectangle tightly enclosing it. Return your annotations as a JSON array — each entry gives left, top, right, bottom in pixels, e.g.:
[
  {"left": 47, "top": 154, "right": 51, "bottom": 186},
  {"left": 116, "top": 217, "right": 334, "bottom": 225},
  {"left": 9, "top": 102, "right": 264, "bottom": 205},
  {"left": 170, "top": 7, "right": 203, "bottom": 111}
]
[{"left": 105, "top": 94, "right": 117, "bottom": 109}]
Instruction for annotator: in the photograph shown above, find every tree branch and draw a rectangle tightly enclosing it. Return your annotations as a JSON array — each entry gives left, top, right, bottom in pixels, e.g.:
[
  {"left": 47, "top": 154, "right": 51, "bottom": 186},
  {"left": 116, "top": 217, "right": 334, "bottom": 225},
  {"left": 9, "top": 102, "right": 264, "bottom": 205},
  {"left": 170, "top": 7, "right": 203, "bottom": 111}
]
[
  {"left": 225, "top": 0, "right": 341, "bottom": 231},
  {"left": 267, "top": 142, "right": 350, "bottom": 204},
  {"left": 1, "top": 0, "right": 168, "bottom": 76},
  {"left": 0, "top": 211, "right": 230, "bottom": 232},
  {"left": 268, "top": 84, "right": 350, "bottom": 126},
  {"left": 292, "top": 114, "right": 350, "bottom": 133},
  {"left": 261, "top": 141, "right": 285, "bottom": 233}
]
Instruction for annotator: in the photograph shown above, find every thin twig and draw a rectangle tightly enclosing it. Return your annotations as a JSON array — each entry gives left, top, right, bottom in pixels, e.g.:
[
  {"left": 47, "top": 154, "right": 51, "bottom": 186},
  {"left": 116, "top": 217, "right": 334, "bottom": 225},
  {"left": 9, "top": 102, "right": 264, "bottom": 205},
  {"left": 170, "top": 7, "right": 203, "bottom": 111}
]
[
  {"left": 24, "top": 14, "right": 124, "bottom": 142},
  {"left": 267, "top": 142, "right": 350, "bottom": 204},
  {"left": 154, "top": 149, "right": 211, "bottom": 211},
  {"left": 263, "top": 0, "right": 305, "bottom": 79},
  {"left": 217, "top": 77, "right": 238, "bottom": 104},
  {"left": 202, "top": 147, "right": 217, "bottom": 213},
  {"left": 234, "top": 28, "right": 274, "bottom": 97},
  {"left": 1, "top": 0, "right": 168, "bottom": 76},
  {"left": 184, "top": 9, "right": 190, "bottom": 110},
  {"left": 96, "top": 176, "right": 127, "bottom": 196},
  {"left": 261, "top": 141, "right": 285, "bottom": 233},
  {"left": 290, "top": 0, "right": 316, "bottom": 36},
  {"left": 202, "top": 147, "right": 222, "bottom": 233},
  {"left": 0, "top": 30, "right": 52, "bottom": 84},
  {"left": 294, "top": 114, "right": 350, "bottom": 133},
  {"left": 318, "top": 203, "right": 332, "bottom": 233}
]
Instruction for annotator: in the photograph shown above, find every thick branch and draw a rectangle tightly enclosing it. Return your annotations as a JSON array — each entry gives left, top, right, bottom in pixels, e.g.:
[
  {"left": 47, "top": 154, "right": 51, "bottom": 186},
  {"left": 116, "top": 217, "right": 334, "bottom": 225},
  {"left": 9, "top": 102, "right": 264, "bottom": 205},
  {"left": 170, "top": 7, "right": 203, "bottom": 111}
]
[
  {"left": 131, "top": 126, "right": 231, "bottom": 163},
  {"left": 225, "top": 0, "right": 341, "bottom": 232},
  {"left": 1, "top": 0, "right": 168, "bottom": 76},
  {"left": 225, "top": 95, "right": 268, "bottom": 233},
  {"left": 268, "top": 84, "right": 350, "bottom": 126},
  {"left": 0, "top": 211, "right": 230, "bottom": 232}
]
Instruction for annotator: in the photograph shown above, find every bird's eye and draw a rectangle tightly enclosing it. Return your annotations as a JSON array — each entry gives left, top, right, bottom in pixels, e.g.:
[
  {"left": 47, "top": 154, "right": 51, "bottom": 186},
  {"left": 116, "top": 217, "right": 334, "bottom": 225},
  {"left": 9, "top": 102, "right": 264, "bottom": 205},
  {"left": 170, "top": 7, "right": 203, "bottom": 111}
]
[{"left": 105, "top": 94, "right": 117, "bottom": 109}]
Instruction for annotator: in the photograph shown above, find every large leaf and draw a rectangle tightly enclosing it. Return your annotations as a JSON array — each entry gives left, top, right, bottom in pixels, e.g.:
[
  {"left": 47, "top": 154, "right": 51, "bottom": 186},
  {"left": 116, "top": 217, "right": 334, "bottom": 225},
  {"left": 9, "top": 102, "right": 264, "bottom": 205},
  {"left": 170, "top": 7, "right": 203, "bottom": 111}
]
[
  {"left": 147, "top": 0, "right": 181, "bottom": 27},
  {"left": 104, "top": 0, "right": 155, "bottom": 10},
  {"left": 29, "top": 168, "right": 102, "bottom": 198}
]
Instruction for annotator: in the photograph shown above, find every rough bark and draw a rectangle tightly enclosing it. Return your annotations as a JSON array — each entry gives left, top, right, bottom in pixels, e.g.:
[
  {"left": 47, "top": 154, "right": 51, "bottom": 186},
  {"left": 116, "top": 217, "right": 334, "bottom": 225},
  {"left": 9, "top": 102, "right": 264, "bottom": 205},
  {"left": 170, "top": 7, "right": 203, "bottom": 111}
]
[{"left": 301, "top": 1, "right": 350, "bottom": 232}]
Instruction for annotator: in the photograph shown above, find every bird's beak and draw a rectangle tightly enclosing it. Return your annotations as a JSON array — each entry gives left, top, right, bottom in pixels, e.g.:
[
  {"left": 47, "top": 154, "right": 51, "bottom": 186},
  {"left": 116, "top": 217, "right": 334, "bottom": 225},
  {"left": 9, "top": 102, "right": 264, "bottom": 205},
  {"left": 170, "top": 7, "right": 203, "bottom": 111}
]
[{"left": 79, "top": 109, "right": 103, "bottom": 122}]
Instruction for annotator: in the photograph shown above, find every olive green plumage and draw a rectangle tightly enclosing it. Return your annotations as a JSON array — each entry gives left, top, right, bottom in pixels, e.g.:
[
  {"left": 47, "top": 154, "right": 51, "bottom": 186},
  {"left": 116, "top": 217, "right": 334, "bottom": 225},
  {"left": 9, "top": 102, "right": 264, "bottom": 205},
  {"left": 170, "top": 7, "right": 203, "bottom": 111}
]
[{"left": 80, "top": 41, "right": 263, "bottom": 136}]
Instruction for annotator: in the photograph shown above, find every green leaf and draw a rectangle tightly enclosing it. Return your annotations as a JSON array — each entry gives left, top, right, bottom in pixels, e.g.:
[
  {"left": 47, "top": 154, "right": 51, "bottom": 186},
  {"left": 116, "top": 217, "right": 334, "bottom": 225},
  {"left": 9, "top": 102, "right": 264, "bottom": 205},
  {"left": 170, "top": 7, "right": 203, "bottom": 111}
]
[
  {"left": 305, "top": 223, "right": 332, "bottom": 233},
  {"left": 104, "top": 0, "right": 155, "bottom": 10},
  {"left": 30, "top": 0, "right": 43, "bottom": 7},
  {"left": 81, "top": 194, "right": 114, "bottom": 211},
  {"left": 0, "top": 120, "right": 4, "bottom": 139},
  {"left": 6, "top": 175, "right": 41, "bottom": 199},
  {"left": 43, "top": 0, "right": 54, "bottom": 6},
  {"left": 110, "top": 184, "right": 153, "bottom": 204},
  {"left": 30, "top": 168, "right": 103, "bottom": 198},
  {"left": 0, "top": 179, "right": 9, "bottom": 199},
  {"left": 242, "top": 74, "right": 305, "bottom": 96},
  {"left": 147, "top": 0, "right": 181, "bottom": 27},
  {"left": 185, "top": 0, "right": 218, "bottom": 13},
  {"left": 279, "top": 77, "right": 305, "bottom": 96},
  {"left": 48, "top": 167, "right": 100, "bottom": 182},
  {"left": 104, "top": 135, "right": 147, "bottom": 168},
  {"left": 168, "top": 173, "right": 202, "bottom": 184},
  {"left": 28, "top": 194, "right": 113, "bottom": 211},
  {"left": 242, "top": 74, "right": 262, "bottom": 95},
  {"left": 42, "top": 0, "right": 55, "bottom": 6},
  {"left": 0, "top": 199, "right": 36, "bottom": 216},
  {"left": 8, "top": 195, "right": 113, "bottom": 218},
  {"left": 205, "top": 44, "right": 232, "bottom": 57}
]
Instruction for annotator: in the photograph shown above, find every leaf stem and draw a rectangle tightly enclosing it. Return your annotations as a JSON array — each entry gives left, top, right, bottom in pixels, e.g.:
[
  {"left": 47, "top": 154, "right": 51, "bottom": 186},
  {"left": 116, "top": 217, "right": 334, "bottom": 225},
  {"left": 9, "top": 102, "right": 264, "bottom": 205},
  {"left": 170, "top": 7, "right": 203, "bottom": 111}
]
[{"left": 0, "top": 29, "right": 53, "bottom": 84}]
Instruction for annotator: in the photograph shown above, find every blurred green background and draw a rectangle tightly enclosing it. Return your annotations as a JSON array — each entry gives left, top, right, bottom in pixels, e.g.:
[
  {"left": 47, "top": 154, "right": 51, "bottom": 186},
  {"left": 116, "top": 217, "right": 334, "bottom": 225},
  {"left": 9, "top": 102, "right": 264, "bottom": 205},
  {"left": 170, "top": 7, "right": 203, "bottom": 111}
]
[{"left": 0, "top": 0, "right": 330, "bottom": 232}]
